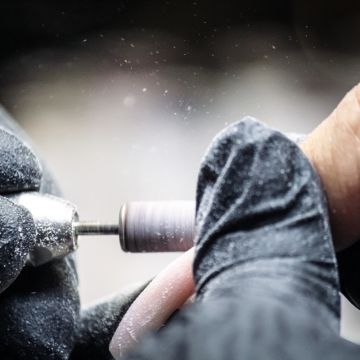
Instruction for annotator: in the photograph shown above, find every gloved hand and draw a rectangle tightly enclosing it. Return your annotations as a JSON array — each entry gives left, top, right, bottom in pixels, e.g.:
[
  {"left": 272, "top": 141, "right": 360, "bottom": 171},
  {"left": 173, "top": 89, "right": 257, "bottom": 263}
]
[
  {"left": 114, "top": 118, "right": 341, "bottom": 360},
  {"left": 0, "top": 107, "right": 151, "bottom": 360},
  {"left": 0, "top": 107, "right": 80, "bottom": 360},
  {"left": 0, "top": 128, "right": 39, "bottom": 292}
]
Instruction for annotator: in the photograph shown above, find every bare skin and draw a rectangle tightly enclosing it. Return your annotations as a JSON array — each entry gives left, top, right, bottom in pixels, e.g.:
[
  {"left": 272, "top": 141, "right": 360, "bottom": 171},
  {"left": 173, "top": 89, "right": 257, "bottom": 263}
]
[
  {"left": 110, "top": 84, "right": 360, "bottom": 358},
  {"left": 109, "top": 249, "right": 195, "bottom": 358},
  {"left": 302, "top": 83, "right": 360, "bottom": 251}
]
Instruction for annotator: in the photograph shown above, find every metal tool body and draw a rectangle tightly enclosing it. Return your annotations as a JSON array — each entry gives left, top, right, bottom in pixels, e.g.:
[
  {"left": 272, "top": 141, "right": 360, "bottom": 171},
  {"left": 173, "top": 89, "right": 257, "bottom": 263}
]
[
  {"left": 9, "top": 192, "right": 196, "bottom": 266},
  {"left": 9, "top": 192, "right": 79, "bottom": 266}
]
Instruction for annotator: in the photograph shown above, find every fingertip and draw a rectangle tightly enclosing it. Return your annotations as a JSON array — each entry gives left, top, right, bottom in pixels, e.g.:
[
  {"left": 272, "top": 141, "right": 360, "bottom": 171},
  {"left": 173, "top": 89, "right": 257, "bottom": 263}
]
[
  {"left": 109, "top": 249, "right": 195, "bottom": 358},
  {"left": 0, "top": 198, "right": 36, "bottom": 292},
  {"left": 0, "top": 127, "right": 42, "bottom": 193},
  {"left": 109, "top": 337, "right": 121, "bottom": 360}
]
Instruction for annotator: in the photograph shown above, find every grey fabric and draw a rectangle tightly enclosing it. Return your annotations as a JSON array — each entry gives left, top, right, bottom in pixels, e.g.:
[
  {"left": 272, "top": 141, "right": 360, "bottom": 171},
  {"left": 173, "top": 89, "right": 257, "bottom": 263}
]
[{"left": 122, "top": 118, "right": 360, "bottom": 360}]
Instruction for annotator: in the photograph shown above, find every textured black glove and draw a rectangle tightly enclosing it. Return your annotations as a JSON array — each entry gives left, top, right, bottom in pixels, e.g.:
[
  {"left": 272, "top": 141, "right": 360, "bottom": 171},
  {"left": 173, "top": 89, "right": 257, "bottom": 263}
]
[
  {"left": 0, "top": 107, "right": 79, "bottom": 360},
  {"left": 0, "top": 107, "right": 150, "bottom": 360}
]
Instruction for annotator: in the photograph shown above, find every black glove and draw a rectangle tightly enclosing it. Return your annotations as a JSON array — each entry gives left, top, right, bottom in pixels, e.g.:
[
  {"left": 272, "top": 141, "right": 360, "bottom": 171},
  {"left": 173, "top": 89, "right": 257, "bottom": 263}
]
[
  {"left": 0, "top": 107, "right": 80, "bottom": 360},
  {"left": 0, "top": 107, "right": 151, "bottom": 360}
]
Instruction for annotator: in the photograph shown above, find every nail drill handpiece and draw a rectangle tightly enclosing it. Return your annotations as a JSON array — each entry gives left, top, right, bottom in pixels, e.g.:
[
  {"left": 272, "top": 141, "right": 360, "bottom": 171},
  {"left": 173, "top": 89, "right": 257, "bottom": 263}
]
[{"left": 8, "top": 192, "right": 196, "bottom": 266}]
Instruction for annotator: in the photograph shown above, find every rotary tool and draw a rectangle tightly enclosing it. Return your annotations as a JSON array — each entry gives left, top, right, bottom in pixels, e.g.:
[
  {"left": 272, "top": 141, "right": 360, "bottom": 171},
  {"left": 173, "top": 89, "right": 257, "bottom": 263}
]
[{"left": 8, "top": 192, "right": 196, "bottom": 266}]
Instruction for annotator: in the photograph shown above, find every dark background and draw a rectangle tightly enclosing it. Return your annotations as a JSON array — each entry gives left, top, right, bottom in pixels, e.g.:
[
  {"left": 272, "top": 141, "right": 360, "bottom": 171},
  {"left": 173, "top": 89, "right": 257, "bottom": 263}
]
[
  {"left": 1, "top": 1, "right": 360, "bottom": 94},
  {"left": 1, "top": 1, "right": 360, "bottom": 54}
]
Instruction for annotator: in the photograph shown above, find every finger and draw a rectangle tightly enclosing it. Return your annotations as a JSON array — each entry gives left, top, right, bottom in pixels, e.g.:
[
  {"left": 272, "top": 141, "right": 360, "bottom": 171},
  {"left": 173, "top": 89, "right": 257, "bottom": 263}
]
[
  {"left": 109, "top": 249, "right": 195, "bottom": 359},
  {"left": 301, "top": 83, "right": 360, "bottom": 250},
  {"left": 0, "top": 127, "right": 42, "bottom": 194},
  {"left": 71, "top": 282, "right": 149, "bottom": 360},
  {"left": 0, "top": 196, "right": 36, "bottom": 292},
  {"left": 0, "top": 256, "right": 79, "bottom": 359},
  {"left": 0, "top": 107, "right": 61, "bottom": 196}
]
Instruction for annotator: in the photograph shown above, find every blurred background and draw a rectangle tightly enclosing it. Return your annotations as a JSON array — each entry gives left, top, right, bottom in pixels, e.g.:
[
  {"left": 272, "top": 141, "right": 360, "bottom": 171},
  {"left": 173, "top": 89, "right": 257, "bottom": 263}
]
[{"left": 1, "top": 0, "right": 360, "bottom": 342}]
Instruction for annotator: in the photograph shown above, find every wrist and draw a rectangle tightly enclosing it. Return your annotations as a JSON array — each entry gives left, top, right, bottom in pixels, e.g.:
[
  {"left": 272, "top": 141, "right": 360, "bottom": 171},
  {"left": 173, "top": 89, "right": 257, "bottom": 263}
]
[{"left": 301, "top": 85, "right": 360, "bottom": 251}]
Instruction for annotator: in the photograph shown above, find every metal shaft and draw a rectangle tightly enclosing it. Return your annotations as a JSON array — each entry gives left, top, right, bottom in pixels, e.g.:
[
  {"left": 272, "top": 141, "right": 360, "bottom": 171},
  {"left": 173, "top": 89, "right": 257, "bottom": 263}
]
[
  {"left": 74, "top": 201, "right": 196, "bottom": 253},
  {"left": 74, "top": 221, "right": 119, "bottom": 236}
]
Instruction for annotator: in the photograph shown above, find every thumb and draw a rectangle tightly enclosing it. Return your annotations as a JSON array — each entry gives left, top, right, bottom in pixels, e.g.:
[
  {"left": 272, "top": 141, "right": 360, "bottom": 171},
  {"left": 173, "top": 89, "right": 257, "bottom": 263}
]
[{"left": 0, "top": 197, "right": 36, "bottom": 293}]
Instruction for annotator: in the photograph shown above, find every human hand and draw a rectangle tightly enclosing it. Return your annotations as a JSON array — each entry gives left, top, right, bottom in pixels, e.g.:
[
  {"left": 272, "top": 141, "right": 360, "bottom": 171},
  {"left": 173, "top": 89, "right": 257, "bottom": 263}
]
[
  {"left": 301, "top": 84, "right": 360, "bottom": 251},
  {"left": 110, "top": 83, "right": 360, "bottom": 358},
  {"left": 0, "top": 107, "right": 79, "bottom": 360},
  {"left": 301, "top": 84, "right": 360, "bottom": 309},
  {"left": 0, "top": 122, "right": 40, "bottom": 292}
]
